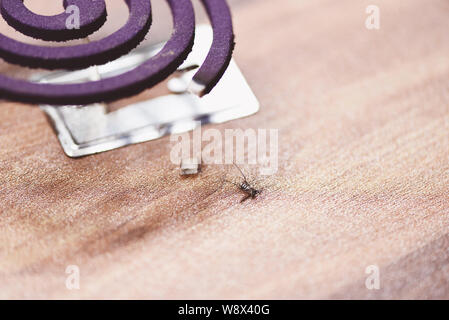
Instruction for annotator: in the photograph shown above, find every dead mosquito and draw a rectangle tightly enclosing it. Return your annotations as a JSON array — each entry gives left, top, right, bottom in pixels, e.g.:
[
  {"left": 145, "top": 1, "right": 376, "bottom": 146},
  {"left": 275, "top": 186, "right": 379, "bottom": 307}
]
[{"left": 225, "top": 163, "right": 262, "bottom": 203}]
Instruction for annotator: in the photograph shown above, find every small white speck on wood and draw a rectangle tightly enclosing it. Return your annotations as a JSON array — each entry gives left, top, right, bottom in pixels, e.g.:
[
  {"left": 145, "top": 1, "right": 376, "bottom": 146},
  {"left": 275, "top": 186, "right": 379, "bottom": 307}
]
[{"left": 180, "top": 158, "right": 201, "bottom": 176}]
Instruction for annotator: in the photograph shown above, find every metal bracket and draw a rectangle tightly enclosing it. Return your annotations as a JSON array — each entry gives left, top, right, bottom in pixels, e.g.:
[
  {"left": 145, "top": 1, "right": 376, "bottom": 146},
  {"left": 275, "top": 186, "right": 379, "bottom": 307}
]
[{"left": 34, "top": 25, "right": 260, "bottom": 158}]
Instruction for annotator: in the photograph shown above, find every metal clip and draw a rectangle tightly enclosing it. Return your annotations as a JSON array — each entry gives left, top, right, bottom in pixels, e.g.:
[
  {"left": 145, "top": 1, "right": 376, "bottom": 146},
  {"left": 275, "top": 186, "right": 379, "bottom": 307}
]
[{"left": 34, "top": 25, "right": 260, "bottom": 158}]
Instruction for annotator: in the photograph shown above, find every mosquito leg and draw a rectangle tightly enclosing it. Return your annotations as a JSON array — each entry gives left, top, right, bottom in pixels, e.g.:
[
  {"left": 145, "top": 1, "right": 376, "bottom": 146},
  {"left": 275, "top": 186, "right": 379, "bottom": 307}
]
[{"left": 233, "top": 163, "right": 248, "bottom": 182}]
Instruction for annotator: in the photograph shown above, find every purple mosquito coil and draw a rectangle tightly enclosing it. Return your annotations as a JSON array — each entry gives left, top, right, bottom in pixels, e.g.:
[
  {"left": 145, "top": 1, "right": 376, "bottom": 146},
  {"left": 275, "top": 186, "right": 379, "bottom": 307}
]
[{"left": 0, "top": 0, "right": 235, "bottom": 105}]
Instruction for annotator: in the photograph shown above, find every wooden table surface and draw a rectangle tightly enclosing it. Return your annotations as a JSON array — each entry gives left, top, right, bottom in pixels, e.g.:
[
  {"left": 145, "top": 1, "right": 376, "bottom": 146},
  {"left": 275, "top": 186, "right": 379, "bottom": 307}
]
[{"left": 0, "top": 0, "right": 448, "bottom": 299}]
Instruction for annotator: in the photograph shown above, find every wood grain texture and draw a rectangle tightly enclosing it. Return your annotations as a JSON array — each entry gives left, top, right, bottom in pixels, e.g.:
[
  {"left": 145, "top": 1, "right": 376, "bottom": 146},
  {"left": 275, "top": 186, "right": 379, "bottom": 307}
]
[{"left": 0, "top": 0, "right": 448, "bottom": 299}]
